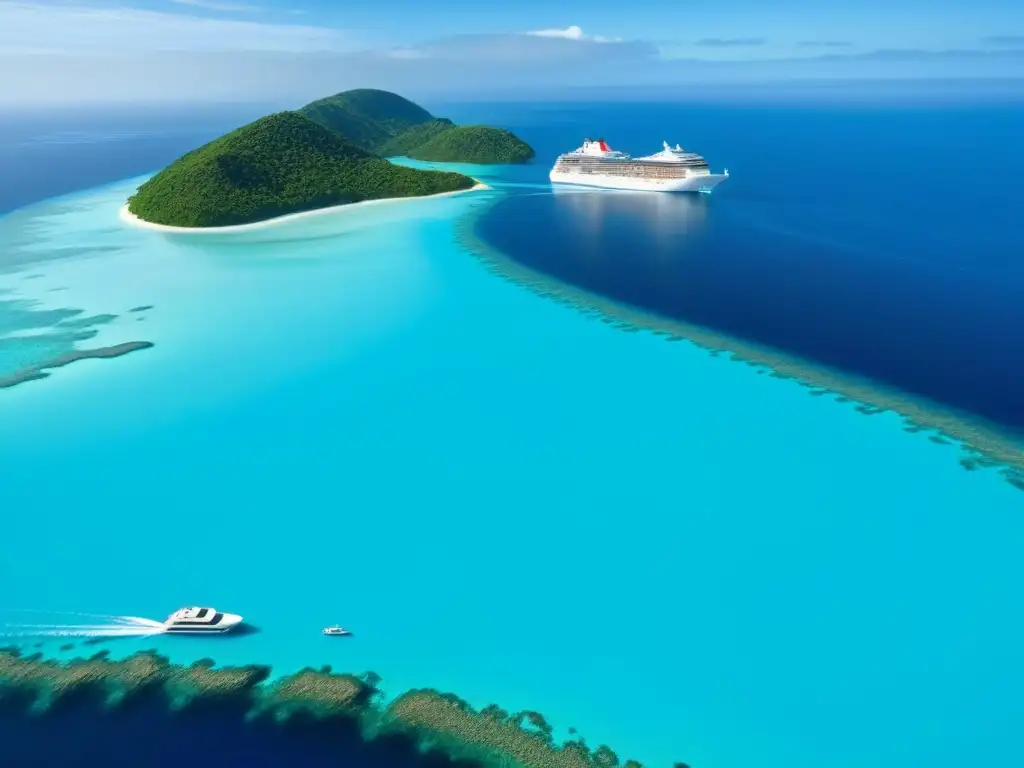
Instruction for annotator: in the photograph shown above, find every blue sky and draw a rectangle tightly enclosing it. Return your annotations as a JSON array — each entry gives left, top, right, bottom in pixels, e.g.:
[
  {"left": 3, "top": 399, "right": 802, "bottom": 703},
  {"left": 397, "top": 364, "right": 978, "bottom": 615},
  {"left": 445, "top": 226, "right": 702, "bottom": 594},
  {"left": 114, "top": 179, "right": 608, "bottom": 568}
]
[
  {"left": 1, "top": 0, "right": 1023, "bottom": 105},
  {"left": 116, "top": 0, "right": 1024, "bottom": 51}
]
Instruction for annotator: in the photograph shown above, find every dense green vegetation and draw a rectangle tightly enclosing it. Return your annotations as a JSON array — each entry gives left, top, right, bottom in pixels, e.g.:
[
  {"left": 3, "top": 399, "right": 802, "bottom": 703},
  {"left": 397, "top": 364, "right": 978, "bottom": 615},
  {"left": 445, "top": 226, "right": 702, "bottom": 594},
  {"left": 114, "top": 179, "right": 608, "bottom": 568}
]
[
  {"left": 126, "top": 111, "right": 475, "bottom": 228},
  {"left": 404, "top": 125, "right": 536, "bottom": 164},
  {"left": 376, "top": 118, "right": 456, "bottom": 157},
  {"left": 298, "top": 88, "right": 535, "bottom": 163},
  {"left": 297, "top": 89, "right": 434, "bottom": 152}
]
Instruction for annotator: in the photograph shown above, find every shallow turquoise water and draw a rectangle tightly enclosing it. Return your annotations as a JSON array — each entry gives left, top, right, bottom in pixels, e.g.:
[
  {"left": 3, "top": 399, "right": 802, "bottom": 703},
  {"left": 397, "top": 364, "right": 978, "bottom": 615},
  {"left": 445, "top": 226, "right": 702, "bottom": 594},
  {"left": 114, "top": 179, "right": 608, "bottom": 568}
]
[{"left": 1, "top": 172, "right": 1023, "bottom": 768}]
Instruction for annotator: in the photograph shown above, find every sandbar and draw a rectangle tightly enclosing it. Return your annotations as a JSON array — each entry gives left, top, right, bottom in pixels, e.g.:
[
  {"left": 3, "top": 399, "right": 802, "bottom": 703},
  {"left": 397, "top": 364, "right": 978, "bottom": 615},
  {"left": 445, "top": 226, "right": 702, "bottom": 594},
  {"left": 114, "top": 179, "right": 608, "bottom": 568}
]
[{"left": 119, "top": 181, "right": 490, "bottom": 234}]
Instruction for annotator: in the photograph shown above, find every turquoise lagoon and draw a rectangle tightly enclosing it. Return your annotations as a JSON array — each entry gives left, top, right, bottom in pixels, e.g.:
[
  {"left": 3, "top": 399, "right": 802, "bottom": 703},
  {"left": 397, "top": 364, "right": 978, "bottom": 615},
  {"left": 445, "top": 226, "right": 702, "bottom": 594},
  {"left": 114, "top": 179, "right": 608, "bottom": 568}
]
[{"left": 1, "top": 164, "right": 1023, "bottom": 768}]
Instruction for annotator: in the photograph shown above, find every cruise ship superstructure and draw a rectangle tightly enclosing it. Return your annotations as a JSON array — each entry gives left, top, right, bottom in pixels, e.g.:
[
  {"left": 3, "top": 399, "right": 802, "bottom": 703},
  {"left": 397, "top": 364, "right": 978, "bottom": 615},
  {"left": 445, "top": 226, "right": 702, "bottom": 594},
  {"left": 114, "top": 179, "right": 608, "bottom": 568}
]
[{"left": 549, "top": 139, "right": 729, "bottom": 193}]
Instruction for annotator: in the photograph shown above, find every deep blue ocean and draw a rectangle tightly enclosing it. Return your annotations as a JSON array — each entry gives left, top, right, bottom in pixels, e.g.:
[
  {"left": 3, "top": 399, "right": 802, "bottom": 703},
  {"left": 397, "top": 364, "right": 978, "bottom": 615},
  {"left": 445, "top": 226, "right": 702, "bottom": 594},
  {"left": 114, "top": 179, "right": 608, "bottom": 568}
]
[
  {"left": 1, "top": 95, "right": 1023, "bottom": 768},
  {"left": 463, "top": 102, "right": 1024, "bottom": 433}
]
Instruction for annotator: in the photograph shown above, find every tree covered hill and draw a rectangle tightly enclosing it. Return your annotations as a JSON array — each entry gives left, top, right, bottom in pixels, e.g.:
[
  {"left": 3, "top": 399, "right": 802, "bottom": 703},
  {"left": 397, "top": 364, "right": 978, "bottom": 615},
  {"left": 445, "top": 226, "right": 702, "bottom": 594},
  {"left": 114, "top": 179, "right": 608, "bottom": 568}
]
[
  {"left": 376, "top": 118, "right": 457, "bottom": 157},
  {"left": 397, "top": 125, "right": 536, "bottom": 164},
  {"left": 298, "top": 89, "right": 535, "bottom": 163},
  {"left": 126, "top": 111, "right": 476, "bottom": 228},
  {"left": 296, "top": 89, "right": 435, "bottom": 152}
]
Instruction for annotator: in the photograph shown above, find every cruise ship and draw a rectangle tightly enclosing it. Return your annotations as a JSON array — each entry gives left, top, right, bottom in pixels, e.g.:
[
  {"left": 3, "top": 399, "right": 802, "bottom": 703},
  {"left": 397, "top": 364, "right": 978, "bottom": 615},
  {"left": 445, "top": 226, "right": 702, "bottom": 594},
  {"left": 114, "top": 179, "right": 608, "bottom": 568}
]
[
  {"left": 549, "top": 139, "right": 729, "bottom": 193},
  {"left": 163, "top": 607, "right": 243, "bottom": 634}
]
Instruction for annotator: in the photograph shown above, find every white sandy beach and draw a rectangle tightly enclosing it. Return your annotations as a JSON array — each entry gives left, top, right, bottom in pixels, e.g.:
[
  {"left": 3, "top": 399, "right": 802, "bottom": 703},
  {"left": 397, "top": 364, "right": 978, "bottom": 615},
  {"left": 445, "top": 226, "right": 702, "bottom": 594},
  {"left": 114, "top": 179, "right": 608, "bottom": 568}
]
[{"left": 118, "top": 181, "right": 490, "bottom": 234}]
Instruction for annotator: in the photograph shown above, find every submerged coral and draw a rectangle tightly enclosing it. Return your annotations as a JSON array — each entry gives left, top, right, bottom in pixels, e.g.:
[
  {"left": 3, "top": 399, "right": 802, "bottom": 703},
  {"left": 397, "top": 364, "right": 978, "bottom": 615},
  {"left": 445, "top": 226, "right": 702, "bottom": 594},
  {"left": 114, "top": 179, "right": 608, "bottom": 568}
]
[
  {"left": 0, "top": 341, "right": 153, "bottom": 389},
  {"left": 0, "top": 649, "right": 683, "bottom": 768}
]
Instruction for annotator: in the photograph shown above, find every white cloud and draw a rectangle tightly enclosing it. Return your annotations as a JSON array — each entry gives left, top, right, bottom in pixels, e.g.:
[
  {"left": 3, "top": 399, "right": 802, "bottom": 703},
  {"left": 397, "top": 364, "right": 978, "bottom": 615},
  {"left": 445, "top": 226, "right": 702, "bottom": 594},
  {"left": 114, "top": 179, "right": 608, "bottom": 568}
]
[
  {"left": 526, "top": 25, "right": 621, "bottom": 43},
  {"left": 381, "top": 29, "right": 647, "bottom": 64},
  {"left": 171, "top": 0, "right": 259, "bottom": 11},
  {"left": 0, "top": 1, "right": 348, "bottom": 53},
  {"left": 528, "top": 25, "right": 585, "bottom": 40},
  {"left": 384, "top": 47, "right": 427, "bottom": 59}
]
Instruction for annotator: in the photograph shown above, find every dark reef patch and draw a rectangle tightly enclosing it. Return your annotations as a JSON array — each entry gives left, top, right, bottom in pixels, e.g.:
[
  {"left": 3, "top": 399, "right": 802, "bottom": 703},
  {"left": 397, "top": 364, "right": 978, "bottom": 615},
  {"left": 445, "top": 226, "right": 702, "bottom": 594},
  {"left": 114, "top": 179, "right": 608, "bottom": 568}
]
[
  {"left": 1, "top": 298, "right": 90, "bottom": 331},
  {"left": 457, "top": 190, "right": 1024, "bottom": 491},
  {"left": 56, "top": 313, "right": 119, "bottom": 330},
  {"left": 1, "top": 297, "right": 152, "bottom": 391},
  {"left": 0, "top": 649, "right": 676, "bottom": 768},
  {"left": 0, "top": 341, "right": 153, "bottom": 389},
  {"left": 128, "top": 305, "right": 153, "bottom": 313},
  {"left": 1004, "top": 472, "right": 1024, "bottom": 492},
  {"left": 0, "top": 243, "right": 126, "bottom": 276}
]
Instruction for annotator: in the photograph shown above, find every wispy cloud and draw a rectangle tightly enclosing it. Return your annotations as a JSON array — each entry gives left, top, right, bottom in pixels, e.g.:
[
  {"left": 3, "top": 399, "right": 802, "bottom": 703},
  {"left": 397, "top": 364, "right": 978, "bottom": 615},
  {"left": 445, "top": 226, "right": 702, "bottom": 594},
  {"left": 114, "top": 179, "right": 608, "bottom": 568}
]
[
  {"left": 384, "top": 46, "right": 426, "bottom": 60},
  {"left": 171, "top": 0, "right": 259, "bottom": 11},
  {"left": 380, "top": 29, "right": 650, "bottom": 63},
  {"left": 0, "top": 1, "right": 347, "bottom": 53},
  {"left": 814, "top": 47, "right": 1023, "bottom": 61},
  {"left": 797, "top": 40, "right": 853, "bottom": 48},
  {"left": 694, "top": 37, "right": 767, "bottom": 47},
  {"left": 980, "top": 35, "right": 1024, "bottom": 47},
  {"left": 526, "top": 25, "right": 621, "bottom": 44}
]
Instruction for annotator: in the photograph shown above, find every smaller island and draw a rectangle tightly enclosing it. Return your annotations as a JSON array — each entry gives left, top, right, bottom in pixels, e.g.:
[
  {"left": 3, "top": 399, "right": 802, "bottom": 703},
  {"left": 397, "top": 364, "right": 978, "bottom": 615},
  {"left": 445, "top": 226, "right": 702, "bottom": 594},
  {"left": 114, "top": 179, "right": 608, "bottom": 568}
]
[
  {"left": 125, "top": 89, "right": 533, "bottom": 229},
  {"left": 382, "top": 122, "right": 536, "bottom": 164}
]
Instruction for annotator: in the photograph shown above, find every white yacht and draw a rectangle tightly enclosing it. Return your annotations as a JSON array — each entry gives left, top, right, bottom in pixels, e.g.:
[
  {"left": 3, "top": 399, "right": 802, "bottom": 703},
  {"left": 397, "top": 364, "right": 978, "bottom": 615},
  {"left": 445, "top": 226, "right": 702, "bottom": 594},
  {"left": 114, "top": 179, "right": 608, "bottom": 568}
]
[
  {"left": 549, "top": 139, "right": 729, "bottom": 193},
  {"left": 163, "top": 607, "right": 243, "bottom": 634},
  {"left": 322, "top": 626, "right": 352, "bottom": 636}
]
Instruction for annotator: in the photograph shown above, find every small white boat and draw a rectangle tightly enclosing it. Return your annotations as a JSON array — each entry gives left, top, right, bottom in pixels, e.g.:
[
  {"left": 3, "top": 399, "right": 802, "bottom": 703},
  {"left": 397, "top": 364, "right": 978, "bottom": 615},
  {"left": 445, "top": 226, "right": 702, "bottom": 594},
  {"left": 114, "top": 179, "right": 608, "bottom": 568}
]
[{"left": 322, "top": 625, "right": 351, "bottom": 636}]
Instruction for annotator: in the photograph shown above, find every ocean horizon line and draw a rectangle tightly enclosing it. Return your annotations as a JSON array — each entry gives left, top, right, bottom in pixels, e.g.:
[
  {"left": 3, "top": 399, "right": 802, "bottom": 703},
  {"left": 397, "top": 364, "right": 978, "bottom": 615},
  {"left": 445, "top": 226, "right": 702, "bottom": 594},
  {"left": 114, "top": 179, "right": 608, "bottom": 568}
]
[{"left": 3, "top": 77, "right": 1024, "bottom": 114}]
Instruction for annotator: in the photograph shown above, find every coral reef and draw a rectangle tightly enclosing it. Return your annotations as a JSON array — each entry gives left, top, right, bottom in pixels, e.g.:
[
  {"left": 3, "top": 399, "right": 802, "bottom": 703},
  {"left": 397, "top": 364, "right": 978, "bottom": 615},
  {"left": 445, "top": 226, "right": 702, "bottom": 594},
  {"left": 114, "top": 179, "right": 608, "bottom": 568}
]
[{"left": 0, "top": 648, "right": 681, "bottom": 768}]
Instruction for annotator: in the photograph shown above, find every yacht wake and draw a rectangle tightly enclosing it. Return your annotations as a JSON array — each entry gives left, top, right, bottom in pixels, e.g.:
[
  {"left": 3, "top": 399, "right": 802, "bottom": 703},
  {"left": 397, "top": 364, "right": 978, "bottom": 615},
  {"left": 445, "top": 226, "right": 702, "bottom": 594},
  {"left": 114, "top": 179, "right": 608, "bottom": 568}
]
[
  {"left": 0, "top": 626, "right": 166, "bottom": 638},
  {"left": 0, "top": 611, "right": 168, "bottom": 638}
]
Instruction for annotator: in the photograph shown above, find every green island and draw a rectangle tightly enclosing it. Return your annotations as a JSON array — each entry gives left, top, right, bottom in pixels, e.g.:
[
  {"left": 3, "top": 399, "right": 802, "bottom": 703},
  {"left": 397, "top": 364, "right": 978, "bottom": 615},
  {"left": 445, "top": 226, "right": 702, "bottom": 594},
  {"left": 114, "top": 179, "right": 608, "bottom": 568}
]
[
  {"left": 391, "top": 124, "right": 536, "bottom": 164},
  {"left": 125, "top": 89, "right": 534, "bottom": 228},
  {"left": 0, "top": 647, "right": 689, "bottom": 768}
]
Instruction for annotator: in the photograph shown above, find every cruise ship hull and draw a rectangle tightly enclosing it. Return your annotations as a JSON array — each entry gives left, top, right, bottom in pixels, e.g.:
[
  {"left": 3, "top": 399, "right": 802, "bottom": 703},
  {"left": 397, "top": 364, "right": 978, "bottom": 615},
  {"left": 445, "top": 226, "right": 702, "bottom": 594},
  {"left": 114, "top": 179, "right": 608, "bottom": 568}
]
[{"left": 549, "top": 170, "right": 729, "bottom": 194}]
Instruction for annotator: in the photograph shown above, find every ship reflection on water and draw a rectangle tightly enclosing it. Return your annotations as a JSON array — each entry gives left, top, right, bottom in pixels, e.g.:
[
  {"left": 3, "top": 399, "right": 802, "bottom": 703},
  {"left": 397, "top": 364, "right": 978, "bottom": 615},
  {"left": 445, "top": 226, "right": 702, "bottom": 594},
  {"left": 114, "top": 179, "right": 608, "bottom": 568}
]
[
  {"left": 477, "top": 186, "right": 718, "bottom": 317},
  {"left": 549, "top": 186, "right": 710, "bottom": 259}
]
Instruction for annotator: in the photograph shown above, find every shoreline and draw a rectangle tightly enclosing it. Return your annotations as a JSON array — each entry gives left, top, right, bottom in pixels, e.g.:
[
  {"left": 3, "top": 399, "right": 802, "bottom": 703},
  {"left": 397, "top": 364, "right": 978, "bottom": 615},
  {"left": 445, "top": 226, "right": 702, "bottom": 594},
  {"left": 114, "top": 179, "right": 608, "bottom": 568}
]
[{"left": 119, "top": 181, "right": 490, "bottom": 234}]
